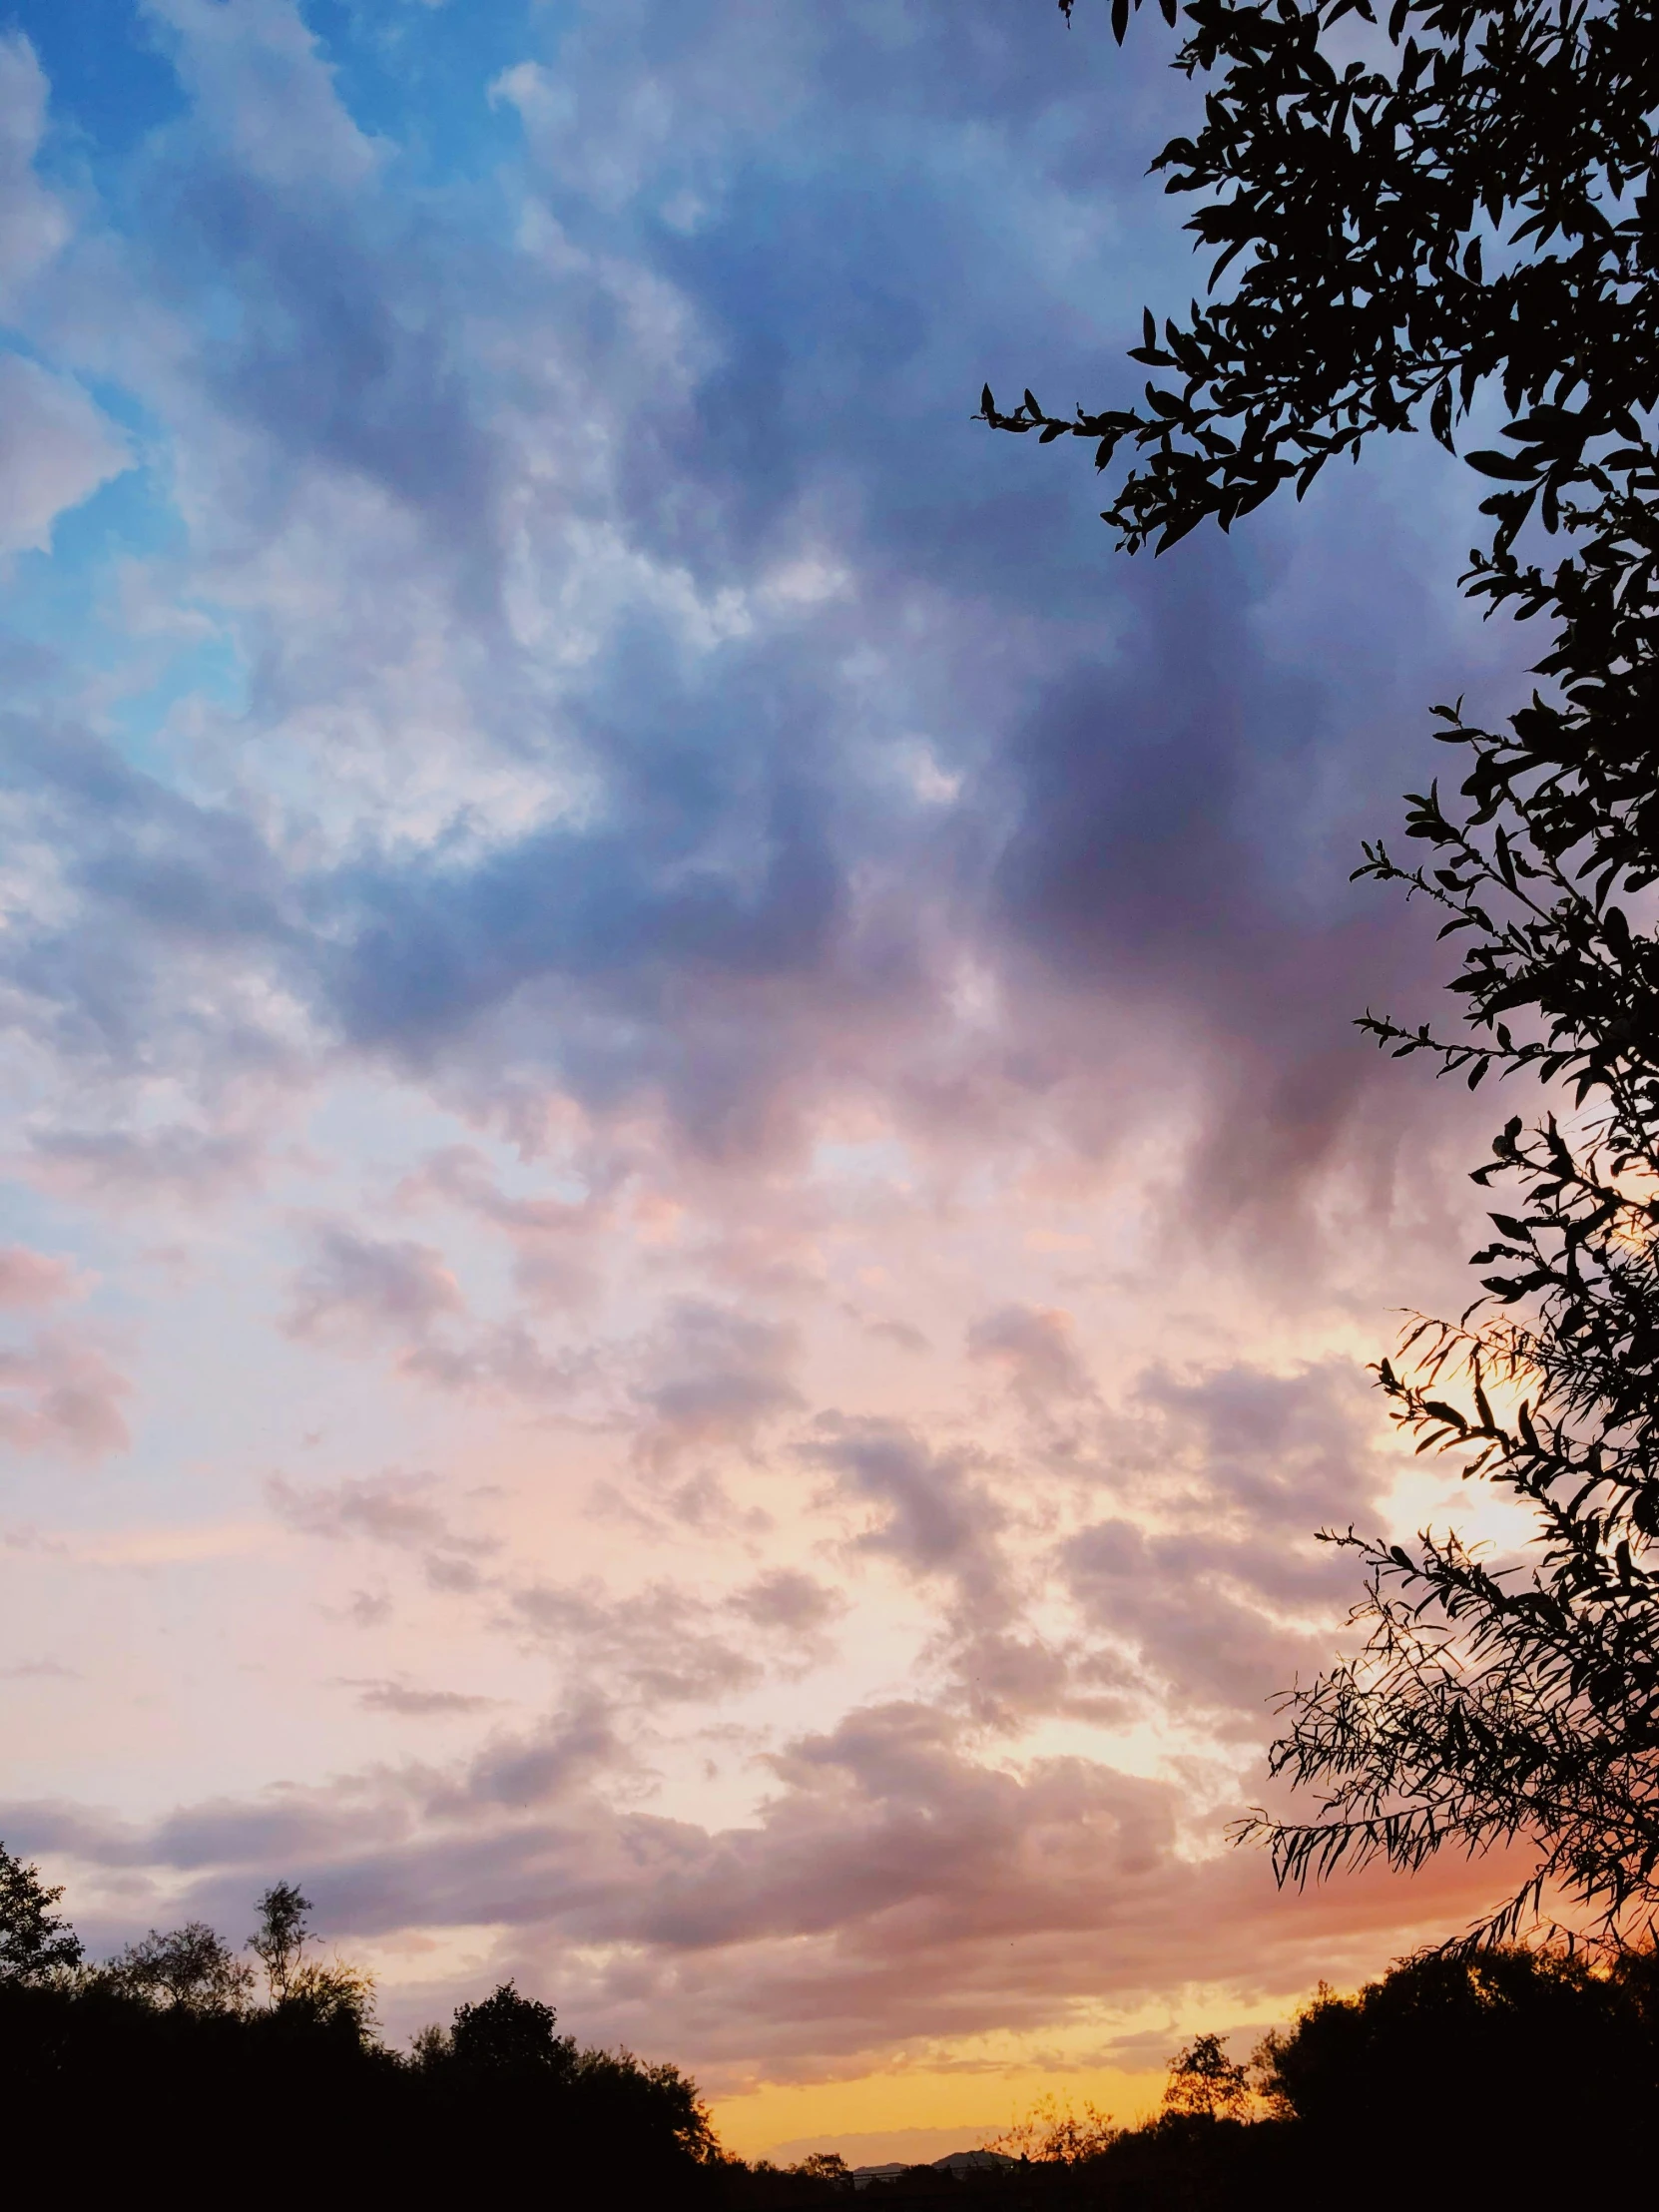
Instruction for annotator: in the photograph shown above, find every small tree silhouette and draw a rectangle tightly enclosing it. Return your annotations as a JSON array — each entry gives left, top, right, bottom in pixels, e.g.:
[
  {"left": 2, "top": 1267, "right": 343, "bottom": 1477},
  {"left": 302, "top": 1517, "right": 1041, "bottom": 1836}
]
[
  {"left": 0, "top": 1842, "right": 83, "bottom": 1981},
  {"left": 449, "top": 1980, "right": 570, "bottom": 2071},
  {"left": 248, "top": 1881, "right": 311, "bottom": 2002},
  {"left": 108, "top": 1922, "right": 254, "bottom": 2011},
  {"left": 1163, "top": 2033, "right": 1250, "bottom": 2121}
]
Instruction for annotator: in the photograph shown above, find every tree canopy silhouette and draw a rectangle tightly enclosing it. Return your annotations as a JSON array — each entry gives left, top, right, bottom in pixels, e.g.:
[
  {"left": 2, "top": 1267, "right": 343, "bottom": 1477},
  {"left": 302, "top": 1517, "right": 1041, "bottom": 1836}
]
[
  {"left": 987, "top": 0, "right": 1659, "bottom": 1943},
  {"left": 0, "top": 1841, "right": 82, "bottom": 1980},
  {"left": 0, "top": 1850, "right": 720, "bottom": 2206}
]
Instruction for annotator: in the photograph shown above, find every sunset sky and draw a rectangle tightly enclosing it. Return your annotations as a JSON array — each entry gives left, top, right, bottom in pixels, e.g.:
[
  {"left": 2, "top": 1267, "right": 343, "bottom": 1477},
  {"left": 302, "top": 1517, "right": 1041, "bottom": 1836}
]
[{"left": 0, "top": 0, "right": 1540, "bottom": 2164}]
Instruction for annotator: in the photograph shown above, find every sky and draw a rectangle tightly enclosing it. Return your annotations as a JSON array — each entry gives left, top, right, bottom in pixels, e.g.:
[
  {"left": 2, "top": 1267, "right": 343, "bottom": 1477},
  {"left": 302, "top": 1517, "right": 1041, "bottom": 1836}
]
[{"left": 0, "top": 0, "right": 1542, "bottom": 2165}]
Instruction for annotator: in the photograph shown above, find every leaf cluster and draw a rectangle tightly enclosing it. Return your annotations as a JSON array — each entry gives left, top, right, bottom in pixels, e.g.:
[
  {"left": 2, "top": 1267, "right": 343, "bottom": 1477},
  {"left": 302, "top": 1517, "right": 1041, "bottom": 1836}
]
[
  {"left": 988, "top": 0, "right": 1657, "bottom": 558},
  {"left": 1241, "top": 675, "right": 1659, "bottom": 1937}
]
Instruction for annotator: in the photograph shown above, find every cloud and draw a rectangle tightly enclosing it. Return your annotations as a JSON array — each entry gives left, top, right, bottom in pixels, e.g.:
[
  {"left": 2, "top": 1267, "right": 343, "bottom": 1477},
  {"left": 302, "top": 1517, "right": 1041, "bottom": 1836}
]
[
  {"left": 0, "top": 35, "right": 70, "bottom": 302},
  {"left": 283, "top": 1225, "right": 465, "bottom": 1344},
  {"left": 967, "top": 1305, "right": 1096, "bottom": 1408},
  {"left": 268, "top": 1470, "right": 498, "bottom": 1593},
  {"left": 342, "top": 1678, "right": 499, "bottom": 1719},
  {"left": 1055, "top": 1361, "right": 1395, "bottom": 1724},
  {"left": 0, "top": 1326, "right": 132, "bottom": 1457},
  {"left": 0, "top": 0, "right": 1533, "bottom": 2104},
  {"left": 510, "top": 1579, "right": 763, "bottom": 1708},
  {"left": 0, "top": 354, "right": 130, "bottom": 561},
  {"left": 146, "top": 0, "right": 377, "bottom": 194},
  {"left": 1, "top": 1697, "right": 1518, "bottom": 2078},
  {"left": 0, "top": 1246, "right": 77, "bottom": 1308},
  {"left": 28, "top": 1127, "right": 267, "bottom": 1204},
  {"left": 399, "top": 1145, "right": 605, "bottom": 1310},
  {"left": 809, "top": 1418, "right": 1008, "bottom": 1608},
  {"left": 632, "top": 1302, "right": 803, "bottom": 1470},
  {"left": 728, "top": 1567, "right": 844, "bottom": 1640}
]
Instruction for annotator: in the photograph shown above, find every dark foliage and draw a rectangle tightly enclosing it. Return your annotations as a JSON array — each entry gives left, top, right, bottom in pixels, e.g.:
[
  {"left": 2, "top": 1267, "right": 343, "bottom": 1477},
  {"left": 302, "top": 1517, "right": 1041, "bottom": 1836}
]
[
  {"left": 0, "top": 1849, "right": 718, "bottom": 2209},
  {"left": 447, "top": 1978, "right": 568, "bottom": 2072},
  {"left": 7, "top": 1844, "right": 1658, "bottom": 2207},
  {"left": 0, "top": 1841, "right": 82, "bottom": 1980},
  {"left": 1260, "top": 1941, "right": 1659, "bottom": 2134},
  {"left": 0, "top": 1970, "right": 717, "bottom": 2208},
  {"left": 733, "top": 1945, "right": 1659, "bottom": 2211},
  {"left": 106, "top": 1919, "right": 256, "bottom": 2010},
  {"left": 986, "top": 0, "right": 1659, "bottom": 1942}
]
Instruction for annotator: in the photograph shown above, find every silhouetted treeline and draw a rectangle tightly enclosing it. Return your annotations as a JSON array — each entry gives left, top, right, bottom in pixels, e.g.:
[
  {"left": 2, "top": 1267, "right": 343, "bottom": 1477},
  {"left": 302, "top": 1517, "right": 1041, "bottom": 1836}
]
[
  {"left": 8, "top": 1837, "right": 1659, "bottom": 2208},
  {"left": 0, "top": 1848, "right": 716, "bottom": 2207},
  {"left": 731, "top": 1944, "right": 1659, "bottom": 2211},
  {"left": 2, "top": 1967, "right": 719, "bottom": 2204}
]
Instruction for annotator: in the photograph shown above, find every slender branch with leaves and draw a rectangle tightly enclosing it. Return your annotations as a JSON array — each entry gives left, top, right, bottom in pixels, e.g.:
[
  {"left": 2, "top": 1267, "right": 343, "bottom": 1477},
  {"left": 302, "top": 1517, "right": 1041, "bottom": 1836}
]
[{"left": 986, "top": 0, "right": 1659, "bottom": 1941}]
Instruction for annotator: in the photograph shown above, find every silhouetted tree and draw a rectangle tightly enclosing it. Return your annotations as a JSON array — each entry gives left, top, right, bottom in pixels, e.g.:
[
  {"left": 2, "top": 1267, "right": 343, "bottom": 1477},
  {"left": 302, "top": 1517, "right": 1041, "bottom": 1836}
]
[
  {"left": 0, "top": 1842, "right": 82, "bottom": 1980},
  {"left": 106, "top": 1921, "right": 255, "bottom": 2011},
  {"left": 239, "top": 1878, "right": 377, "bottom": 2038},
  {"left": 793, "top": 2153, "right": 850, "bottom": 2182},
  {"left": 985, "top": 2093, "right": 1119, "bottom": 2162},
  {"left": 0, "top": 1849, "right": 723, "bottom": 2205},
  {"left": 248, "top": 1880, "right": 311, "bottom": 2001},
  {"left": 448, "top": 1978, "right": 571, "bottom": 2072},
  {"left": 1254, "top": 1943, "right": 1659, "bottom": 2205},
  {"left": 987, "top": 0, "right": 1659, "bottom": 1943},
  {"left": 1163, "top": 2031, "right": 1251, "bottom": 2120}
]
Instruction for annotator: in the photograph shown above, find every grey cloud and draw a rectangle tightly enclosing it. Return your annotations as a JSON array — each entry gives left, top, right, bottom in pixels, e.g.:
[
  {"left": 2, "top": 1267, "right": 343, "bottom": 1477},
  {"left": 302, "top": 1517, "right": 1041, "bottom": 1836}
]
[
  {"left": 0, "top": 1782, "right": 406, "bottom": 1876},
  {"left": 968, "top": 1304, "right": 1096, "bottom": 1407},
  {"left": 725, "top": 1567, "right": 846, "bottom": 1673},
  {"left": 281, "top": 1222, "right": 592, "bottom": 1407},
  {"left": 268, "top": 1470, "right": 497, "bottom": 1575},
  {"left": 343, "top": 1587, "right": 392, "bottom": 1628},
  {"left": 12, "top": 1694, "right": 1513, "bottom": 2074},
  {"left": 511, "top": 1579, "right": 764, "bottom": 1709},
  {"left": 728, "top": 1567, "right": 844, "bottom": 1638},
  {"left": 0, "top": 1325, "right": 131, "bottom": 1458},
  {"left": 402, "top": 1146, "right": 605, "bottom": 1311},
  {"left": 1047, "top": 1359, "right": 1393, "bottom": 1722},
  {"left": 864, "top": 1318, "right": 928, "bottom": 1354},
  {"left": 400, "top": 1319, "right": 590, "bottom": 1403},
  {"left": 450, "top": 1703, "right": 624, "bottom": 1818},
  {"left": 808, "top": 1417, "right": 1007, "bottom": 1605},
  {"left": 1127, "top": 1360, "right": 1391, "bottom": 1542},
  {"left": 632, "top": 1301, "right": 803, "bottom": 1470},
  {"left": 29, "top": 1126, "right": 267, "bottom": 1204},
  {"left": 1062, "top": 1516, "right": 1322, "bottom": 1727},
  {"left": 283, "top": 1224, "right": 464, "bottom": 1344},
  {"left": 342, "top": 1679, "right": 499, "bottom": 1719}
]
